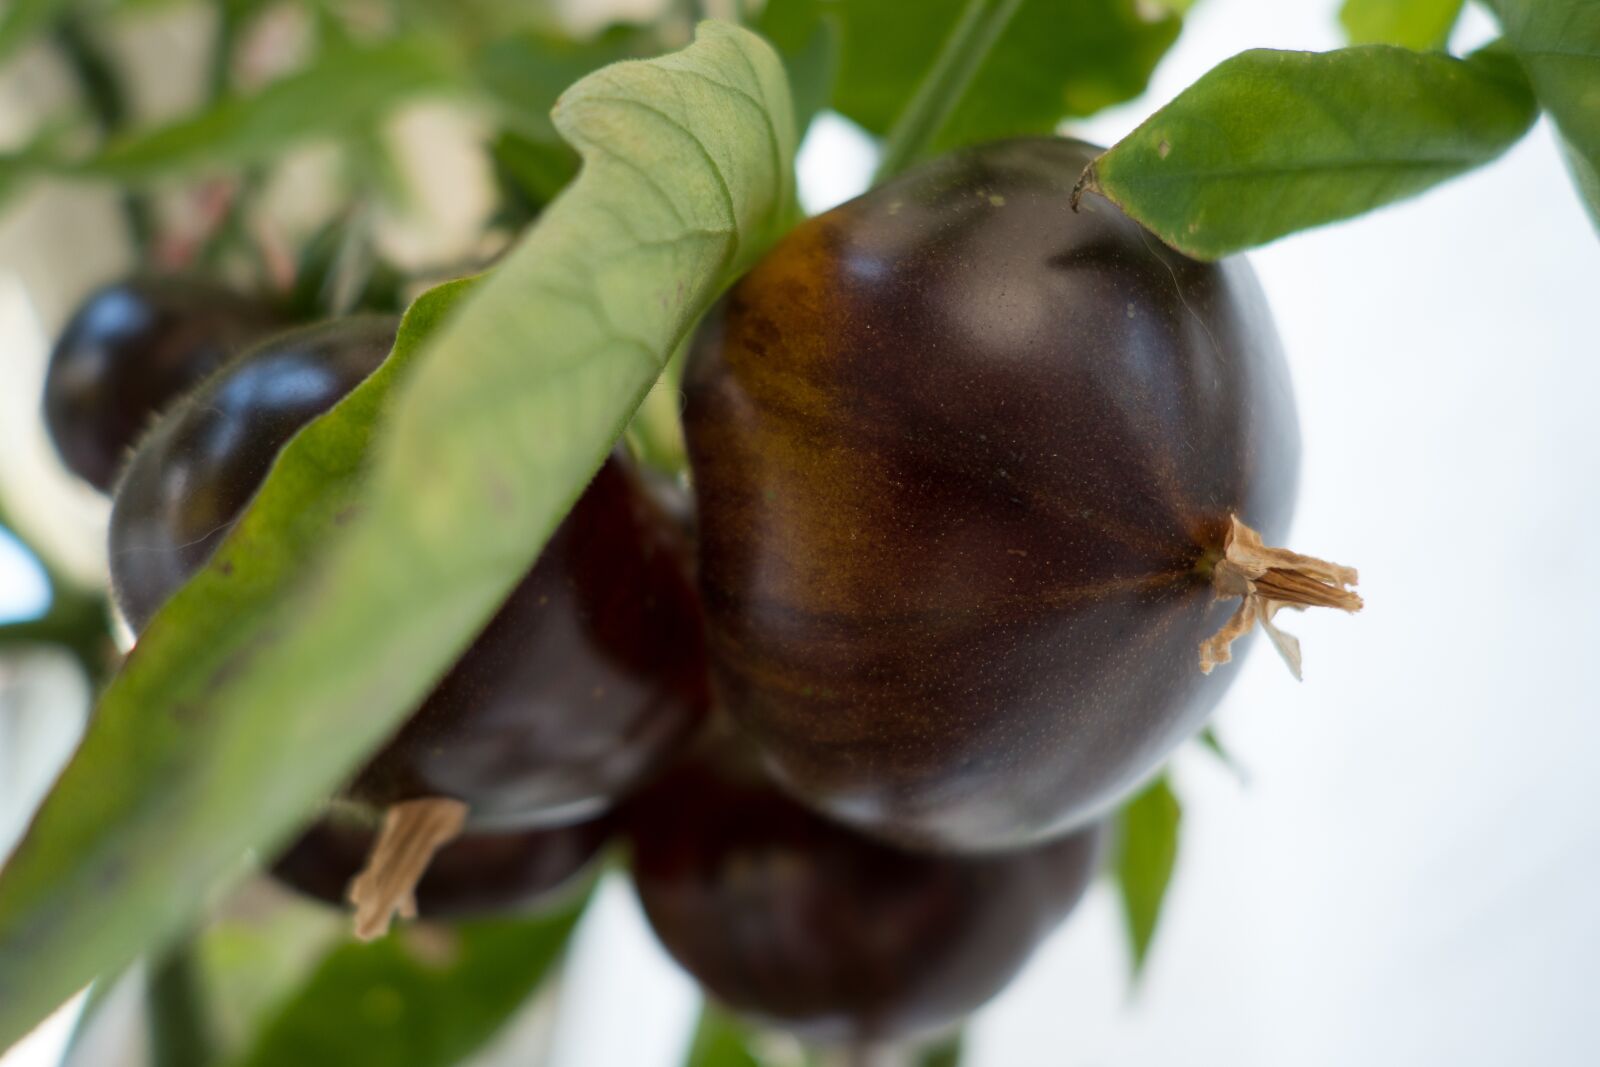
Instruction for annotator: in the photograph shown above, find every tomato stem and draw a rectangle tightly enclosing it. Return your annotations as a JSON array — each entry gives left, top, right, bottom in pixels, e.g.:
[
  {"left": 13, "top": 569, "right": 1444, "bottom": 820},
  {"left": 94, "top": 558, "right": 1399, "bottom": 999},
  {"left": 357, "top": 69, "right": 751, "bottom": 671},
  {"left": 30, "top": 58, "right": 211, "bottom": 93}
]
[
  {"left": 1199, "top": 516, "right": 1362, "bottom": 681},
  {"left": 873, "top": 0, "right": 1025, "bottom": 184},
  {"left": 348, "top": 797, "right": 469, "bottom": 941}
]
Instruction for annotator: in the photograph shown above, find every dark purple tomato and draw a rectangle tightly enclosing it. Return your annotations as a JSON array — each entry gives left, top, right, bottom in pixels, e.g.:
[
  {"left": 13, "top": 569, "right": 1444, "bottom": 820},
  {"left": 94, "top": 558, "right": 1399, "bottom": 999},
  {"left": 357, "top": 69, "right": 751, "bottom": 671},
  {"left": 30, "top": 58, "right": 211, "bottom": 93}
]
[
  {"left": 109, "top": 316, "right": 709, "bottom": 831},
  {"left": 272, "top": 813, "right": 612, "bottom": 920},
  {"left": 682, "top": 137, "right": 1300, "bottom": 852},
  {"left": 109, "top": 315, "right": 397, "bottom": 633},
  {"left": 43, "top": 276, "right": 283, "bottom": 492},
  {"left": 627, "top": 739, "right": 1103, "bottom": 1045},
  {"left": 345, "top": 455, "right": 711, "bottom": 830}
]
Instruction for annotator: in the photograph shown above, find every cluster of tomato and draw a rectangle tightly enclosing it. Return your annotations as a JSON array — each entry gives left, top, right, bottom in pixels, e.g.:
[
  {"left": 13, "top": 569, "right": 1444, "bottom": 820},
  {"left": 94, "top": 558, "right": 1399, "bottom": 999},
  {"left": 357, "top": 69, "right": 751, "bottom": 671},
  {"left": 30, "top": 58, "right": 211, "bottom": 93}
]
[{"left": 41, "top": 138, "right": 1307, "bottom": 1046}]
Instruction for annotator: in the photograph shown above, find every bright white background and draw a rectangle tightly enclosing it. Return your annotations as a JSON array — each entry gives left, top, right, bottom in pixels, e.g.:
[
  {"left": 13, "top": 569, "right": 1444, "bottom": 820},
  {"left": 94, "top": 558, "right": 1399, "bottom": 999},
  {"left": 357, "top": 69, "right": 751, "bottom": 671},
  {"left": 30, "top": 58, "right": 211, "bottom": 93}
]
[{"left": 3, "top": 0, "right": 1598, "bottom": 1065}]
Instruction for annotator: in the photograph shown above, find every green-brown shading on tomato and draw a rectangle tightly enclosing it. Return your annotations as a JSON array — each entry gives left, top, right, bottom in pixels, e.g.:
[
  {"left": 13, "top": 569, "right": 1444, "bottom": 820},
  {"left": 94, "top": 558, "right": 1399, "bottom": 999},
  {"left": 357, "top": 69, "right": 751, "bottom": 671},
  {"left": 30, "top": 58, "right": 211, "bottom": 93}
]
[{"left": 684, "top": 137, "right": 1303, "bottom": 852}]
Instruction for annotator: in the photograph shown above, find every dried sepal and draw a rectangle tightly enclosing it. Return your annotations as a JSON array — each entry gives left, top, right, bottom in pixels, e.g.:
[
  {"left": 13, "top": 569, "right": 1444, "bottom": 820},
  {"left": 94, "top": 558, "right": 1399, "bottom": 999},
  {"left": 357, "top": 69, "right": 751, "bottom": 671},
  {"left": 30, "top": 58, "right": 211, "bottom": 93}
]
[
  {"left": 1199, "top": 516, "right": 1362, "bottom": 680},
  {"left": 347, "top": 796, "right": 469, "bottom": 941}
]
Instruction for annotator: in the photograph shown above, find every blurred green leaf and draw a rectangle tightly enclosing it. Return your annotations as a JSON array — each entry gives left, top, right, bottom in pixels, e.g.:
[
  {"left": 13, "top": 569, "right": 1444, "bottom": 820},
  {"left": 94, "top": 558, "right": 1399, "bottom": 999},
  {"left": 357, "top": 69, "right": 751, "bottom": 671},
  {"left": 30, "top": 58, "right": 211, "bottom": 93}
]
[
  {"left": 827, "top": 0, "right": 1182, "bottom": 152},
  {"left": 681, "top": 1008, "right": 961, "bottom": 1067},
  {"left": 197, "top": 892, "right": 343, "bottom": 1054},
  {"left": 147, "top": 940, "right": 220, "bottom": 1067},
  {"left": 390, "top": 0, "right": 561, "bottom": 44},
  {"left": 0, "top": 123, "right": 77, "bottom": 214},
  {"left": 475, "top": 23, "right": 659, "bottom": 220},
  {"left": 1115, "top": 776, "right": 1180, "bottom": 976},
  {"left": 1486, "top": 0, "right": 1600, "bottom": 231},
  {"left": 0, "top": 154, "right": 29, "bottom": 206},
  {"left": 285, "top": 219, "right": 408, "bottom": 321},
  {"left": 0, "top": 21, "right": 795, "bottom": 1052},
  {"left": 74, "top": 37, "right": 461, "bottom": 183},
  {"left": 475, "top": 24, "right": 656, "bottom": 143},
  {"left": 683, "top": 1004, "right": 763, "bottom": 1067},
  {"left": 1196, "top": 725, "right": 1243, "bottom": 778},
  {"left": 755, "top": 0, "right": 840, "bottom": 135},
  {"left": 490, "top": 131, "right": 581, "bottom": 219},
  {"left": 1080, "top": 44, "right": 1539, "bottom": 258},
  {"left": 0, "top": 0, "right": 66, "bottom": 61},
  {"left": 919, "top": 1033, "right": 964, "bottom": 1067},
  {"left": 228, "top": 897, "right": 587, "bottom": 1067},
  {"left": 1339, "top": 0, "right": 1464, "bottom": 50}
]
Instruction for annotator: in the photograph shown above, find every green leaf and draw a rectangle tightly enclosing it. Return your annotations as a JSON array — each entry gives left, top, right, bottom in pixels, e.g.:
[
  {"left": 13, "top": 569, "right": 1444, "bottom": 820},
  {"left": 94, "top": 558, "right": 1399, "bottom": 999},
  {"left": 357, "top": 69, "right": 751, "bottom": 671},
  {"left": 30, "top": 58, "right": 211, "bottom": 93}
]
[
  {"left": 0, "top": 154, "right": 30, "bottom": 206},
  {"left": 1486, "top": 0, "right": 1600, "bottom": 230},
  {"left": 74, "top": 37, "right": 462, "bottom": 183},
  {"left": 755, "top": 0, "right": 839, "bottom": 135},
  {"left": 0, "top": 21, "right": 794, "bottom": 1053},
  {"left": 147, "top": 940, "right": 220, "bottom": 1067},
  {"left": 0, "top": 279, "right": 471, "bottom": 1056},
  {"left": 475, "top": 24, "right": 657, "bottom": 143},
  {"left": 227, "top": 897, "right": 587, "bottom": 1067},
  {"left": 475, "top": 24, "right": 661, "bottom": 220},
  {"left": 680, "top": 1007, "right": 963, "bottom": 1067},
  {"left": 1339, "top": 0, "right": 1465, "bottom": 51},
  {"left": 683, "top": 1004, "right": 763, "bottom": 1067},
  {"left": 828, "top": 0, "right": 1183, "bottom": 150},
  {"left": 0, "top": 0, "right": 65, "bottom": 61},
  {"left": 1195, "top": 725, "right": 1244, "bottom": 779},
  {"left": 1080, "top": 43, "right": 1539, "bottom": 259},
  {"left": 1115, "top": 776, "right": 1180, "bottom": 976},
  {"left": 919, "top": 1033, "right": 965, "bottom": 1067},
  {"left": 490, "top": 131, "right": 581, "bottom": 219},
  {"left": 195, "top": 894, "right": 343, "bottom": 1055},
  {"left": 0, "top": 124, "right": 75, "bottom": 213}
]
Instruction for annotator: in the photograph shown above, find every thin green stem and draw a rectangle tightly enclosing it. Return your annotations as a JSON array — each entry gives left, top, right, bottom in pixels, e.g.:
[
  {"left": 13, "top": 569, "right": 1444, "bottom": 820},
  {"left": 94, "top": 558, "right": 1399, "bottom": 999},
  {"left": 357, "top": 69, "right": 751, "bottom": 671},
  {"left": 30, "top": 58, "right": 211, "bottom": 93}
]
[
  {"left": 872, "top": 0, "right": 1024, "bottom": 183},
  {"left": 52, "top": 17, "right": 154, "bottom": 255},
  {"left": 146, "top": 939, "right": 217, "bottom": 1067},
  {"left": 207, "top": 0, "right": 242, "bottom": 102}
]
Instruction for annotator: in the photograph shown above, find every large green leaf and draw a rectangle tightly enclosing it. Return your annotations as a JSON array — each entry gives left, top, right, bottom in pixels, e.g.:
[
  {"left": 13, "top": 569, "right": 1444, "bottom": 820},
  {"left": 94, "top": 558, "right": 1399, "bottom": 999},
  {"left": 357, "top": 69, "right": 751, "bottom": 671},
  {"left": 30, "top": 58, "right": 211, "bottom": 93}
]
[
  {"left": 0, "top": 21, "right": 795, "bottom": 1052},
  {"left": 1115, "top": 776, "right": 1180, "bottom": 976},
  {"left": 1339, "top": 0, "right": 1465, "bottom": 51},
  {"left": 1487, "top": 0, "right": 1600, "bottom": 230},
  {"left": 1079, "top": 43, "right": 1539, "bottom": 259},
  {"left": 0, "top": 278, "right": 470, "bottom": 1056},
  {"left": 763, "top": 0, "right": 1179, "bottom": 152},
  {"left": 227, "top": 896, "right": 588, "bottom": 1067},
  {"left": 74, "top": 37, "right": 462, "bottom": 183}
]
